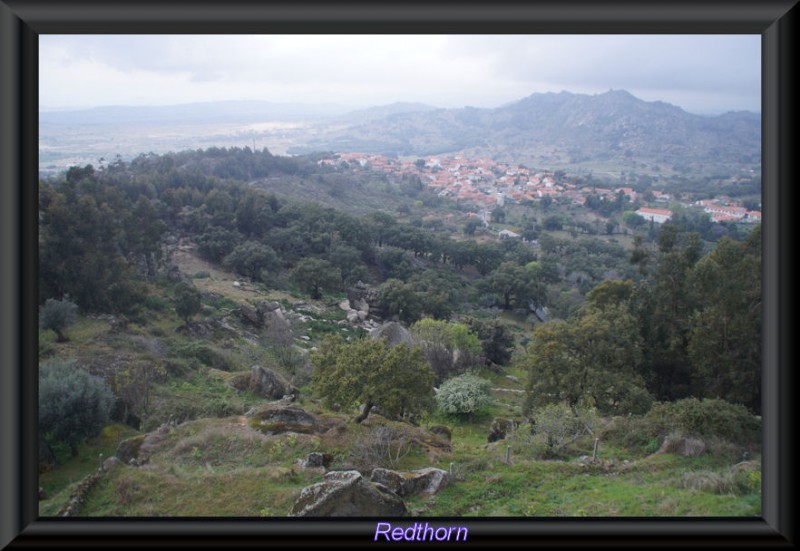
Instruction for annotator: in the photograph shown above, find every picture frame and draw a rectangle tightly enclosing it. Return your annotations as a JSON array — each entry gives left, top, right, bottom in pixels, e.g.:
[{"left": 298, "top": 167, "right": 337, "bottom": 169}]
[{"left": 1, "top": 1, "right": 795, "bottom": 547}]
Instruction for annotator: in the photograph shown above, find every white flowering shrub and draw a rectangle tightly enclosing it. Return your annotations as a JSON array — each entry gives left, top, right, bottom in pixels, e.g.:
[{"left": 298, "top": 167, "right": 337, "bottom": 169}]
[{"left": 435, "top": 373, "right": 492, "bottom": 416}]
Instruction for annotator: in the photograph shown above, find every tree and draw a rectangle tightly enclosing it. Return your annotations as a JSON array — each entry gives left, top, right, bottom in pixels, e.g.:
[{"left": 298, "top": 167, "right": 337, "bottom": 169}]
[
  {"left": 311, "top": 337, "right": 435, "bottom": 423},
  {"left": 39, "top": 359, "right": 115, "bottom": 457},
  {"left": 379, "top": 279, "right": 422, "bottom": 323},
  {"left": 687, "top": 229, "right": 761, "bottom": 411},
  {"left": 174, "top": 283, "right": 202, "bottom": 323},
  {"left": 435, "top": 373, "right": 493, "bottom": 418},
  {"left": 223, "top": 241, "right": 278, "bottom": 282},
  {"left": 488, "top": 261, "right": 547, "bottom": 311},
  {"left": 410, "top": 319, "right": 482, "bottom": 383},
  {"left": 490, "top": 207, "right": 506, "bottom": 224},
  {"left": 522, "top": 304, "right": 651, "bottom": 415},
  {"left": 622, "top": 210, "right": 646, "bottom": 229},
  {"left": 291, "top": 258, "right": 341, "bottom": 299},
  {"left": 462, "top": 316, "right": 515, "bottom": 367},
  {"left": 197, "top": 226, "right": 239, "bottom": 263},
  {"left": 39, "top": 296, "right": 78, "bottom": 342}
]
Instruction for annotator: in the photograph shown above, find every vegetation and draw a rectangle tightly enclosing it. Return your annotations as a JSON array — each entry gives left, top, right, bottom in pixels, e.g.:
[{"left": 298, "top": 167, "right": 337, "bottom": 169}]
[
  {"left": 435, "top": 373, "right": 493, "bottom": 418},
  {"left": 39, "top": 296, "right": 78, "bottom": 342},
  {"left": 39, "top": 360, "right": 115, "bottom": 457},
  {"left": 311, "top": 337, "right": 435, "bottom": 422},
  {"left": 35, "top": 146, "right": 762, "bottom": 518}
]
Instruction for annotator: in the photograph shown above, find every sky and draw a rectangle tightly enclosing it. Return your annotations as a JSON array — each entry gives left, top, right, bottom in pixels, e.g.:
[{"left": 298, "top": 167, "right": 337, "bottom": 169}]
[{"left": 39, "top": 35, "right": 761, "bottom": 115}]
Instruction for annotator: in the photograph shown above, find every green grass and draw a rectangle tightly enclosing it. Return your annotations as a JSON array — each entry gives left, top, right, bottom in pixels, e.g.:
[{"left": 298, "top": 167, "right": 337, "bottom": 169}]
[{"left": 39, "top": 423, "right": 141, "bottom": 516}]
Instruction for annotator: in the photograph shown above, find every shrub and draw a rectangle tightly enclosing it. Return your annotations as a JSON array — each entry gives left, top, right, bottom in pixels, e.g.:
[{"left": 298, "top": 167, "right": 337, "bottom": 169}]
[
  {"left": 174, "top": 283, "right": 202, "bottom": 323},
  {"left": 508, "top": 403, "right": 598, "bottom": 460},
  {"left": 435, "top": 373, "right": 493, "bottom": 417},
  {"left": 645, "top": 398, "right": 760, "bottom": 445},
  {"left": 39, "top": 359, "right": 115, "bottom": 457},
  {"left": 348, "top": 424, "right": 414, "bottom": 471},
  {"left": 39, "top": 296, "right": 78, "bottom": 342},
  {"left": 601, "top": 398, "right": 760, "bottom": 457}
]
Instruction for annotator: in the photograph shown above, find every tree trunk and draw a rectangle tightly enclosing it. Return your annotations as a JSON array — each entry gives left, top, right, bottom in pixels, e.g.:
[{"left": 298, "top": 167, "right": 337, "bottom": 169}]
[
  {"left": 55, "top": 328, "right": 67, "bottom": 343},
  {"left": 70, "top": 442, "right": 79, "bottom": 457},
  {"left": 354, "top": 401, "right": 373, "bottom": 424}
]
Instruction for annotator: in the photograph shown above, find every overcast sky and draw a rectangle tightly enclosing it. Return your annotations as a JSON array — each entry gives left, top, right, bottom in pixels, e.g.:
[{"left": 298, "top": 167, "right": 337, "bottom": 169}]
[{"left": 39, "top": 35, "right": 760, "bottom": 115}]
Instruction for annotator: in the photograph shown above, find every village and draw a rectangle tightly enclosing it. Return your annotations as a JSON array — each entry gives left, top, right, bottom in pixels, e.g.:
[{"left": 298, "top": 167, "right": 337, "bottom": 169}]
[{"left": 320, "top": 152, "right": 762, "bottom": 227}]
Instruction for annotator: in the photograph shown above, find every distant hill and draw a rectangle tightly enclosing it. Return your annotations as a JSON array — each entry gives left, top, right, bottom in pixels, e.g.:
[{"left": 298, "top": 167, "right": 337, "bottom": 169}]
[
  {"left": 289, "top": 90, "right": 761, "bottom": 175},
  {"left": 39, "top": 100, "right": 353, "bottom": 125}
]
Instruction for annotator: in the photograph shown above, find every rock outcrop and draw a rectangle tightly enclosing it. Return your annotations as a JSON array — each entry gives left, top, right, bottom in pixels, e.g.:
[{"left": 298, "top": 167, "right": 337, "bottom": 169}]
[
  {"left": 370, "top": 467, "right": 452, "bottom": 497},
  {"left": 248, "top": 365, "right": 296, "bottom": 400},
  {"left": 487, "top": 417, "right": 516, "bottom": 443},
  {"left": 248, "top": 404, "right": 320, "bottom": 435},
  {"left": 657, "top": 435, "right": 706, "bottom": 457},
  {"left": 289, "top": 470, "right": 407, "bottom": 517},
  {"left": 369, "top": 322, "right": 414, "bottom": 347}
]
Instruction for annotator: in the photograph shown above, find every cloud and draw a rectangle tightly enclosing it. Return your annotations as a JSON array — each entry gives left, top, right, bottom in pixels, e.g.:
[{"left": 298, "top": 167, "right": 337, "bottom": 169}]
[{"left": 39, "top": 35, "right": 760, "bottom": 114}]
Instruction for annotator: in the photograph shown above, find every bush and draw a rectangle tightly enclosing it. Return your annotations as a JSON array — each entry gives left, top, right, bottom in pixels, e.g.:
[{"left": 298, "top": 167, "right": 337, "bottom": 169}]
[
  {"left": 435, "top": 373, "right": 492, "bottom": 417},
  {"left": 601, "top": 398, "right": 761, "bottom": 457},
  {"left": 39, "top": 359, "right": 115, "bottom": 457},
  {"left": 39, "top": 296, "right": 78, "bottom": 342},
  {"left": 645, "top": 398, "right": 760, "bottom": 445},
  {"left": 508, "top": 403, "right": 598, "bottom": 460},
  {"left": 174, "top": 283, "right": 202, "bottom": 323},
  {"left": 348, "top": 424, "right": 415, "bottom": 471}
]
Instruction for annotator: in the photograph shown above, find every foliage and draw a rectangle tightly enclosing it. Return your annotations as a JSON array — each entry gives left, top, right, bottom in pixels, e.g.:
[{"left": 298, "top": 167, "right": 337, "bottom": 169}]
[
  {"left": 39, "top": 359, "right": 115, "bottom": 457},
  {"left": 686, "top": 230, "right": 761, "bottom": 411},
  {"left": 462, "top": 316, "right": 515, "bottom": 366},
  {"left": 435, "top": 373, "right": 493, "bottom": 417},
  {"left": 411, "top": 319, "right": 483, "bottom": 383},
  {"left": 39, "top": 296, "right": 78, "bottom": 342},
  {"left": 488, "top": 261, "right": 547, "bottom": 310},
  {"left": 310, "top": 337, "right": 435, "bottom": 421},
  {"left": 508, "top": 403, "right": 599, "bottom": 459},
  {"left": 223, "top": 241, "right": 278, "bottom": 282},
  {"left": 644, "top": 398, "right": 760, "bottom": 445},
  {"left": 291, "top": 258, "right": 341, "bottom": 299},
  {"left": 173, "top": 283, "right": 202, "bottom": 323},
  {"left": 348, "top": 424, "right": 415, "bottom": 471},
  {"left": 108, "top": 360, "right": 168, "bottom": 428},
  {"left": 197, "top": 226, "right": 239, "bottom": 263},
  {"left": 522, "top": 304, "right": 651, "bottom": 415}
]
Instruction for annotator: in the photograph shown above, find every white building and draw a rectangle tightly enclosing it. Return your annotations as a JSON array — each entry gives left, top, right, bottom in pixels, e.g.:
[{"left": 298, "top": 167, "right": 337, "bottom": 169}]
[{"left": 637, "top": 207, "right": 673, "bottom": 224}]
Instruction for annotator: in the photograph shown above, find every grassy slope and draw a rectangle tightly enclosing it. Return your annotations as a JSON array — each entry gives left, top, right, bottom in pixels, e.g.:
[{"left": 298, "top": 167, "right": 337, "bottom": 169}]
[{"left": 39, "top": 248, "right": 760, "bottom": 518}]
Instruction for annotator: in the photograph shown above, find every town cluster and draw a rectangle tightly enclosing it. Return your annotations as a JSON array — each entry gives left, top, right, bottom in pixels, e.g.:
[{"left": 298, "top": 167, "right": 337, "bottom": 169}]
[{"left": 319, "top": 152, "right": 761, "bottom": 225}]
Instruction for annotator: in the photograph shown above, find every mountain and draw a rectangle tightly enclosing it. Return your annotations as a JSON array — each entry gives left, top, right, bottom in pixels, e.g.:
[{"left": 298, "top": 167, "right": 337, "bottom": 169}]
[
  {"left": 288, "top": 90, "right": 761, "bottom": 175},
  {"left": 39, "top": 100, "right": 353, "bottom": 126}
]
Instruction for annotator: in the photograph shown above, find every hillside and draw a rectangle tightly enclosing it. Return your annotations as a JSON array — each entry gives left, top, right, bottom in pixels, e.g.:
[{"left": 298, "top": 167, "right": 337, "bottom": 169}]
[
  {"left": 289, "top": 90, "right": 760, "bottom": 177},
  {"left": 37, "top": 147, "right": 762, "bottom": 520}
]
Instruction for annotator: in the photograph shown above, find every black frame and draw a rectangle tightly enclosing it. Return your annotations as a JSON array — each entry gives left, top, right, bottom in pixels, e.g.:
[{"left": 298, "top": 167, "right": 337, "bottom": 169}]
[{"left": 1, "top": 1, "right": 796, "bottom": 548}]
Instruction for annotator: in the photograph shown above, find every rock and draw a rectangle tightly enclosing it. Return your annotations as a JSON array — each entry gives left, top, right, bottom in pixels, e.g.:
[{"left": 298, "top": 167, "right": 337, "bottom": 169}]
[
  {"left": 256, "top": 301, "right": 282, "bottom": 314},
  {"left": 657, "top": 435, "right": 706, "bottom": 457},
  {"left": 369, "top": 322, "right": 414, "bottom": 347},
  {"left": 505, "top": 375, "right": 520, "bottom": 384},
  {"left": 487, "top": 417, "right": 515, "bottom": 443},
  {"left": 428, "top": 425, "right": 452, "bottom": 441},
  {"left": 238, "top": 304, "right": 262, "bottom": 326},
  {"left": 102, "top": 456, "right": 122, "bottom": 472},
  {"left": 297, "top": 452, "right": 333, "bottom": 469},
  {"left": 338, "top": 299, "right": 352, "bottom": 311},
  {"left": 370, "top": 467, "right": 452, "bottom": 497},
  {"left": 116, "top": 435, "right": 146, "bottom": 464},
  {"left": 346, "top": 310, "right": 360, "bottom": 324},
  {"left": 249, "top": 365, "right": 295, "bottom": 399},
  {"left": 289, "top": 470, "right": 406, "bottom": 517},
  {"left": 353, "top": 299, "right": 369, "bottom": 314},
  {"left": 249, "top": 404, "right": 320, "bottom": 435},
  {"left": 166, "top": 265, "right": 194, "bottom": 286},
  {"left": 357, "top": 310, "right": 368, "bottom": 322}
]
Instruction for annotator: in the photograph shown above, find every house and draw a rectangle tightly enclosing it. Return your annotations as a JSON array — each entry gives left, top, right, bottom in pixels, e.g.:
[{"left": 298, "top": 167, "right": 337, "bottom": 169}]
[{"left": 637, "top": 207, "right": 673, "bottom": 224}]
